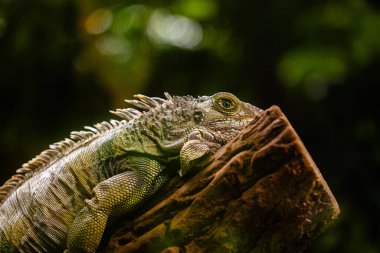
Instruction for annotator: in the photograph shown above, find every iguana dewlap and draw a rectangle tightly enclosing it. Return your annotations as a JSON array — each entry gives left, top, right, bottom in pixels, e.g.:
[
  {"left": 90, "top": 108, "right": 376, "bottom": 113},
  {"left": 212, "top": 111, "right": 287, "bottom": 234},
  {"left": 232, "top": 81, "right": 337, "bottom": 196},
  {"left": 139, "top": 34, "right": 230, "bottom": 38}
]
[{"left": 0, "top": 92, "right": 262, "bottom": 252}]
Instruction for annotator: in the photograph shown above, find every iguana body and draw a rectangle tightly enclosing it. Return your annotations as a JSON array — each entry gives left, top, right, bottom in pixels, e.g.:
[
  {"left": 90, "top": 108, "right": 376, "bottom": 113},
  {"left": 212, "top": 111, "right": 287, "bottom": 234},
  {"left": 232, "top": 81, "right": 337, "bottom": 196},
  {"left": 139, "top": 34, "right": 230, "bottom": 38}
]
[{"left": 0, "top": 92, "right": 262, "bottom": 252}]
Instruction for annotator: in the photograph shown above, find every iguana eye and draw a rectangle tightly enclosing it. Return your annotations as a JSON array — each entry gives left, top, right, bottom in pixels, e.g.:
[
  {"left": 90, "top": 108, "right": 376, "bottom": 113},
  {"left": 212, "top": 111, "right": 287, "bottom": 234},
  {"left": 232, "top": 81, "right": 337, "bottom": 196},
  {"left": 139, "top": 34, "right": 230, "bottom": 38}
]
[
  {"left": 219, "top": 98, "right": 233, "bottom": 109},
  {"left": 212, "top": 92, "right": 241, "bottom": 114}
]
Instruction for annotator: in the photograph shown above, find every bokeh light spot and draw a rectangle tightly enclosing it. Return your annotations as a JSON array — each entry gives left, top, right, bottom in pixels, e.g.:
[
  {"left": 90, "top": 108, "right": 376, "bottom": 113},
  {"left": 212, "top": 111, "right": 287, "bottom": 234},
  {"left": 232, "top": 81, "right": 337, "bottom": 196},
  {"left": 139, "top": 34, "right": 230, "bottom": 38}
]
[
  {"left": 112, "top": 5, "right": 146, "bottom": 35},
  {"left": 85, "top": 9, "right": 113, "bottom": 35},
  {"left": 95, "top": 35, "right": 132, "bottom": 62},
  {"left": 146, "top": 10, "right": 203, "bottom": 49},
  {"left": 277, "top": 48, "right": 346, "bottom": 90}
]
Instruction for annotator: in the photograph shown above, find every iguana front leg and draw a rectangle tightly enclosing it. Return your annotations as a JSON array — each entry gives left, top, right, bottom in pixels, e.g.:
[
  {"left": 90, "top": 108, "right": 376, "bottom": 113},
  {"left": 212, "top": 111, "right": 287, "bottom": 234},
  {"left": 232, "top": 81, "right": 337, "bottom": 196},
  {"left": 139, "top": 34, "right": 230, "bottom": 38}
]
[
  {"left": 65, "top": 157, "right": 167, "bottom": 253},
  {"left": 179, "top": 130, "right": 221, "bottom": 176}
]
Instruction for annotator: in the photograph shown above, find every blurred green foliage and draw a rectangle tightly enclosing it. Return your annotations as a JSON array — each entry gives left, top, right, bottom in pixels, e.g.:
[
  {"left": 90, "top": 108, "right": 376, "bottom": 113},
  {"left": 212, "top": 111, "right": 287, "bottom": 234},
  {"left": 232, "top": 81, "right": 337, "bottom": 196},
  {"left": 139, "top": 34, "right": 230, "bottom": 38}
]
[
  {"left": 0, "top": 0, "right": 380, "bottom": 252},
  {"left": 278, "top": 0, "right": 380, "bottom": 95}
]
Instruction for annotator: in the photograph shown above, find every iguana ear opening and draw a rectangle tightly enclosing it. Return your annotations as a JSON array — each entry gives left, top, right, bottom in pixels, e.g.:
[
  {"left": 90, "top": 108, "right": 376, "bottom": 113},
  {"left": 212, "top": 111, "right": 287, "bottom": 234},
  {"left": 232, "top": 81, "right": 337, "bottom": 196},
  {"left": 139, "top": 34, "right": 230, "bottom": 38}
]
[{"left": 179, "top": 140, "right": 210, "bottom": 177}]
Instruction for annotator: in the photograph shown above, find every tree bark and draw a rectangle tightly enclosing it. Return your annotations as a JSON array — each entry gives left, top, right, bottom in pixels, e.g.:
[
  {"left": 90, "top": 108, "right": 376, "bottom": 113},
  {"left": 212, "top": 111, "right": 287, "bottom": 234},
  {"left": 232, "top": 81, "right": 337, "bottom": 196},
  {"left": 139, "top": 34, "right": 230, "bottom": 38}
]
[{"left": 101, "top": 105, "right": 340, "bottom": 253}]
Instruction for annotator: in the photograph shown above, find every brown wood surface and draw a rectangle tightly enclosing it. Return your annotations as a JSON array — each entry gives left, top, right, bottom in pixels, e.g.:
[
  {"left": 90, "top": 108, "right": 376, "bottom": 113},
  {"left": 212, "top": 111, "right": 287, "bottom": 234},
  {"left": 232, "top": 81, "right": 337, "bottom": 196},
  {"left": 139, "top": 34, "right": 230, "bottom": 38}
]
[{"left": 101, "top": 105, "right": 340, "bottom": 253}]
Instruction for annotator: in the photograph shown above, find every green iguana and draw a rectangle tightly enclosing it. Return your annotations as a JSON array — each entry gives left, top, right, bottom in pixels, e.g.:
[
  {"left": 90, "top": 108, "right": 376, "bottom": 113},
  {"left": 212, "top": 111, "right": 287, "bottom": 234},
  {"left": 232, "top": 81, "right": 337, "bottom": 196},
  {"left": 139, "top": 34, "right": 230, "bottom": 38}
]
[{"left": 0, "top": 92, "right": 262, "bottom": 252}]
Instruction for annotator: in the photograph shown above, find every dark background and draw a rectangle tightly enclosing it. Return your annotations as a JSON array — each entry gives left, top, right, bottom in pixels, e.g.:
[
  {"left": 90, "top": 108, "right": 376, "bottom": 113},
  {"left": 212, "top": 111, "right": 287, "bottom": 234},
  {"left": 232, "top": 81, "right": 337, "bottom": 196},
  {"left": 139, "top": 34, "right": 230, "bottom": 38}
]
[{"left": 1, "top": 0, "right": 379, "bottom": 252}]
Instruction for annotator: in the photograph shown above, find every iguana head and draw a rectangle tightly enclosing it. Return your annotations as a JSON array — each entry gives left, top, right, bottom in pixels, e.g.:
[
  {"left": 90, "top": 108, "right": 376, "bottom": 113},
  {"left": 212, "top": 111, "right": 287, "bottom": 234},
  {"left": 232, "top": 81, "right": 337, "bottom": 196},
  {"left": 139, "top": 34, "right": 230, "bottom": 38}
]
[
  {"left": 188, "top": 92, "right": 262, "bottom": 145},
  {"left": 155, "top": 92, "right": 262, "bottom": 176}
]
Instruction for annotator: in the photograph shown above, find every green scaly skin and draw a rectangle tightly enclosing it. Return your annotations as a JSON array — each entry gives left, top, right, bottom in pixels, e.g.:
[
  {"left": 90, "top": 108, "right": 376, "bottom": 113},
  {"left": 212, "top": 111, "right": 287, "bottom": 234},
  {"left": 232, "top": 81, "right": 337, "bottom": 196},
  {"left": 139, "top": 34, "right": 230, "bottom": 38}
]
[{"left": 0, "top": 92, "right": 262, "bottom": 252}]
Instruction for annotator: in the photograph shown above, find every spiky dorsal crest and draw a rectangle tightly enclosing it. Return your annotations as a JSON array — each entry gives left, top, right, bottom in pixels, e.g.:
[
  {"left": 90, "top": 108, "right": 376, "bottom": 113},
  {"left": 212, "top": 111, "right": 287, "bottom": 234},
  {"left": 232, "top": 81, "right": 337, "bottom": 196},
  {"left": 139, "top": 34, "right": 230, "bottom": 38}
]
[{"left": 0, "top": 93, "right": 173, "bottom": 204}]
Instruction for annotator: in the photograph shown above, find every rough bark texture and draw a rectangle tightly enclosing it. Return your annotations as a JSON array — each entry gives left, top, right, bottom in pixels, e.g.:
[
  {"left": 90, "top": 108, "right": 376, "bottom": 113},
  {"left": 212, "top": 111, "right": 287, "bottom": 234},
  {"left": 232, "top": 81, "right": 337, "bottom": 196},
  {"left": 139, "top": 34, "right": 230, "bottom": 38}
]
[{"left": 100, "top": 105, "right": 340, "bottom": 253}]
